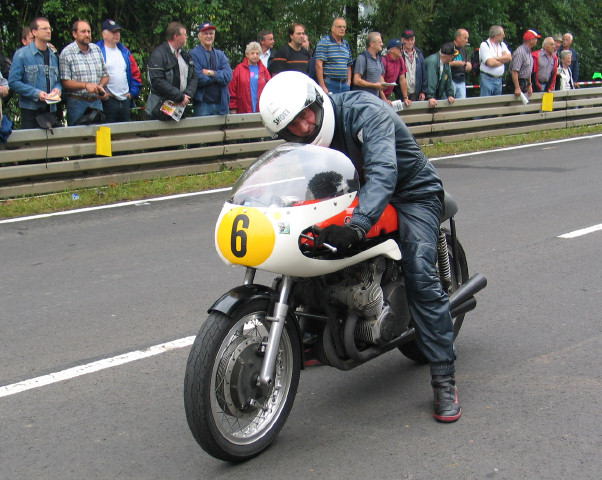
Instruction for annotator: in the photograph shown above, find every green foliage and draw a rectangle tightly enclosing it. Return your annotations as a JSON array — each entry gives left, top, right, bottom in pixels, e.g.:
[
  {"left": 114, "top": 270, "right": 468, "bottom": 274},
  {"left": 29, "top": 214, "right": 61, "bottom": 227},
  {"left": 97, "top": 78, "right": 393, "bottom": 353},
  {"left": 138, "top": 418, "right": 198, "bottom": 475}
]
[
  {"left": 0, "top": 0, "right": 600, "bottom": 108},
  {"left": 365, "top": 0, "right": 600, "bottom": 81},
  {"left": 0, "top": 0, "right": 355, "bottom": 66}
]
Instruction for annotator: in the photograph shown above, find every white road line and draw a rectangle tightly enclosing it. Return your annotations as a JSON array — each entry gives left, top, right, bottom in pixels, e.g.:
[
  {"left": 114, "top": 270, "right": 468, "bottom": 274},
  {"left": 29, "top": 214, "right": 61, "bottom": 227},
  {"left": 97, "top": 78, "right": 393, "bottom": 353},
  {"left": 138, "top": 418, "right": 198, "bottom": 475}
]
[
  {"left": 558, "top": 223, "right": 602, "bottom": 239},
  {"left": 0, "top": 336, "right": 195, "bottom": 399},
  {"left": 2, "top": 134, "right": 601, "bottom": 397},
  {"left": 2, "top": 133, "right": 601, "bottom": 225},
  {"left": 429, "top": 133, "right": 602, "bottom": 162},
  {"left": 0, "top": 187, "right": 232, "bottom": 224}
]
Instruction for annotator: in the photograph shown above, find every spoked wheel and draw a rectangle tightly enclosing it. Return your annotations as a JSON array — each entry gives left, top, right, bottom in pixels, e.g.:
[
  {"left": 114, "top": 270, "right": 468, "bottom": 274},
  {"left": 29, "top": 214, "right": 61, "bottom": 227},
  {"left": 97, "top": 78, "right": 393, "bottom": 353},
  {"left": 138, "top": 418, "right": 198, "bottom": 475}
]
[
  {"left": 399, "top": 231, "right": 469, "bottom": 363},
  {"left": 184, "top": 299, "right": 301, "bottom": 462}
]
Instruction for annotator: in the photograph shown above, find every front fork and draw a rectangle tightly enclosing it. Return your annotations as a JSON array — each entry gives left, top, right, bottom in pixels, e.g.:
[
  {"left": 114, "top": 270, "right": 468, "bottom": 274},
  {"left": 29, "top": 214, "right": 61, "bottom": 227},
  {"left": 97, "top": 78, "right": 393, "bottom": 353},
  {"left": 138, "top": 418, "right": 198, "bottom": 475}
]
[{"left": 256, "top": 273, "right": 293, "bottom": 389}]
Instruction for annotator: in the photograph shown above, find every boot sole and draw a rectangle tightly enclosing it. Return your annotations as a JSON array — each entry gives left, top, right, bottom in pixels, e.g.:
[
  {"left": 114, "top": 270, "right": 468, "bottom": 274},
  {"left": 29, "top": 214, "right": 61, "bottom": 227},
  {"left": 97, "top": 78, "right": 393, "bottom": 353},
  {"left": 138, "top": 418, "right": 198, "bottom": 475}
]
[{"left": 434, "top": 408, "right": 462, "bottom": 423}]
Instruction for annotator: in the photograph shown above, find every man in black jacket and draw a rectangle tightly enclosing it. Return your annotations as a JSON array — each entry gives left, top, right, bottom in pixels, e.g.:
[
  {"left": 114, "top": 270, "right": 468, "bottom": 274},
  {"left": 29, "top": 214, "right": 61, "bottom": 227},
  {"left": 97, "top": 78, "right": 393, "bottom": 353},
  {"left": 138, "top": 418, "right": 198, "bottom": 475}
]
[
  {"left": 260, "top": 71, "right": 463, "bottom": 423},
  {"left": 146, "top": 22, "right": 198, "bottom": 120}
]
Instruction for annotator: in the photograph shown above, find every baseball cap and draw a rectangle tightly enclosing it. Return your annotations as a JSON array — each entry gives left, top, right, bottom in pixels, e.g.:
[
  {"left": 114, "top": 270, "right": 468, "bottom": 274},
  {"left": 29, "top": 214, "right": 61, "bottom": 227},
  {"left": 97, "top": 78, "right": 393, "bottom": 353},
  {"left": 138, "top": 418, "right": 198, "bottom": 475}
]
[
  {"left": 523, "top": 29, "right": 541, "bottom": 41},
  {"left": 199, "top": 22, "right": 217, "bottom": 32},
  {"left": 440, "top": 42, "right": 459, "bottom": 56},
  {"left": 401, "top": 29, "right": 415, "bottom": 39},
  {"left": 102, "top": 19, "right": 121, "bottom": 32},
  {"left": 387, "top": 39, "right": 403, "bottom": 50}
]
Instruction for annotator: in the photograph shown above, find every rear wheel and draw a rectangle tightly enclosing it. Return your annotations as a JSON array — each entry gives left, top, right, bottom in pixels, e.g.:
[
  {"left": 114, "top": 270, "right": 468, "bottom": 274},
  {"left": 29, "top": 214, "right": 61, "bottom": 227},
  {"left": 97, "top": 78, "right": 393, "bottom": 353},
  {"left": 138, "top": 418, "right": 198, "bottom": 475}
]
[
  {"left": 399, "top": 232, "right": 469, "bottom": 363},
  {"left": 184, "top": 299, "right": 301, "bottom": 461}
]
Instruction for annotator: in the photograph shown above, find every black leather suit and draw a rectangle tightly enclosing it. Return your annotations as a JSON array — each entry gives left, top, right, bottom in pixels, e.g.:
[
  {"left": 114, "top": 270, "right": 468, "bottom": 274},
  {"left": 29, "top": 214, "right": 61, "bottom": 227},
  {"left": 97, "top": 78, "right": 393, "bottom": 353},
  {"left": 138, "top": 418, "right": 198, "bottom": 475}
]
[{"left": 328, "top": 91, "right": 455, "bottom": 375}]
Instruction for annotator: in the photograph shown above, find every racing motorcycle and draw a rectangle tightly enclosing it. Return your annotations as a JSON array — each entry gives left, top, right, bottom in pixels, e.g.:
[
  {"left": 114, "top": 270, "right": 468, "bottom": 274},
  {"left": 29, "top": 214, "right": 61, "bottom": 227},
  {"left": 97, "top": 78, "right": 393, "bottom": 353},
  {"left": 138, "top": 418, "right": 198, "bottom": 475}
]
[{"left": 184, "top": 143, "right": 487, "bottom": 462}]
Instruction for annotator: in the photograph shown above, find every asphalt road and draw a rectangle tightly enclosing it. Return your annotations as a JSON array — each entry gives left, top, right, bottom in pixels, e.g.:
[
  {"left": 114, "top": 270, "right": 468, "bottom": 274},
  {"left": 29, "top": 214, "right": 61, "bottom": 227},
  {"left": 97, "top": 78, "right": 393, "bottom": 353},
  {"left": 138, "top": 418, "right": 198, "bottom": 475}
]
[{"left": 1, "top": 136, "right": 601, "bottom": 479}]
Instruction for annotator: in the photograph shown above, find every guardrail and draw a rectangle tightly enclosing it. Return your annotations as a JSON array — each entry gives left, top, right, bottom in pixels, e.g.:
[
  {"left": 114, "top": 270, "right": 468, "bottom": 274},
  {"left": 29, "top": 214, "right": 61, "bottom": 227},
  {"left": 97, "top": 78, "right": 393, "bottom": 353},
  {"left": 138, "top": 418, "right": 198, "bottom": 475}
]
[{"left": 1, "top": 87, "right": 601, "bottom": 198}]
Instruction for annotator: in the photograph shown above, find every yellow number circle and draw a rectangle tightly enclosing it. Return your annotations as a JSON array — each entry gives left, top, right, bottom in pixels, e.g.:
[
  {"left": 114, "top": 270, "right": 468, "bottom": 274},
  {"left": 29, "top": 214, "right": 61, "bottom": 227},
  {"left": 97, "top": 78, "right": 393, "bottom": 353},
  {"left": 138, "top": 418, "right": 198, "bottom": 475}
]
[{"left": 216, "top": 207, "right": 276, "bottom": 266}]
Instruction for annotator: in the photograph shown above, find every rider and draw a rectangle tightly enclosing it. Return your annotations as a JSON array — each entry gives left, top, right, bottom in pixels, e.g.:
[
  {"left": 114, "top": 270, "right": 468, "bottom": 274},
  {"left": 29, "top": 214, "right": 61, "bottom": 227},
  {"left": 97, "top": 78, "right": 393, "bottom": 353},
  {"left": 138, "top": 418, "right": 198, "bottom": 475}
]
[{"left": 259, "top": 71, "right": 462, "bottom": 423}]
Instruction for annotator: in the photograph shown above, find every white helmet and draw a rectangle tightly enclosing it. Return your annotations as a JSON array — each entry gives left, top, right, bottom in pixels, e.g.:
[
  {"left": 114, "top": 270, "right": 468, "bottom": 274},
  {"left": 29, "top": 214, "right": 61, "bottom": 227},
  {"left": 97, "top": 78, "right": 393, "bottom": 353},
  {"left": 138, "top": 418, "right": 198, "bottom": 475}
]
[{"left": 259, "top": 71, "right": 335, "bottom": 147}]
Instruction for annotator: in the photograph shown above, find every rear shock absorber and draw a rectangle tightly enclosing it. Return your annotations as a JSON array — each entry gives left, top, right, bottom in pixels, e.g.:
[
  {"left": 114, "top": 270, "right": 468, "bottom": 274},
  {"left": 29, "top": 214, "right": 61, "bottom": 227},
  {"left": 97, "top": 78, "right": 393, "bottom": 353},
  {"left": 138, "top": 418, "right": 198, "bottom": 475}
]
[{"left": 437, "top": 230, "right": 452, "bottom": 293}]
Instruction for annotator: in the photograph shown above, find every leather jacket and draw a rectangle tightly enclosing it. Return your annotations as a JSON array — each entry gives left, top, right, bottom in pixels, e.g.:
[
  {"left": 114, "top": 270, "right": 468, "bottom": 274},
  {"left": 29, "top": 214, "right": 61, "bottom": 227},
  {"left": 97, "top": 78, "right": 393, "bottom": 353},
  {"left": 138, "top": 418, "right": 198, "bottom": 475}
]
[
  {"left": 328, "top": 91, "right": 440, "bottom": 232},
  {"left": 146, "top": 42, "right": 198, "bottom": 116}
]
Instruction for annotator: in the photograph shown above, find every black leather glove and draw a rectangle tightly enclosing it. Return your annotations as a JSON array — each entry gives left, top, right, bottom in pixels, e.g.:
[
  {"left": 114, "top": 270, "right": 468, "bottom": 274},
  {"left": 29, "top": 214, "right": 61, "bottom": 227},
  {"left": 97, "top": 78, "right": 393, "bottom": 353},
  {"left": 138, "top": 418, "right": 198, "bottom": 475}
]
[{"left": 316, "top": 224, "right": 366, "bottom": 252}]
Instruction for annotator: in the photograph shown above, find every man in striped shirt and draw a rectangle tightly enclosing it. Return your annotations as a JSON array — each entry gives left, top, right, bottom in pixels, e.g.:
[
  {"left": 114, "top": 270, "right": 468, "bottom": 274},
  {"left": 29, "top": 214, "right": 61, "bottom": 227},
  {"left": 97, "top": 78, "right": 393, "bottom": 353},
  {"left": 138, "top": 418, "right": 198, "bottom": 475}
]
[{"left": 314, "top": 17, "right": 353, "bottom": 94}]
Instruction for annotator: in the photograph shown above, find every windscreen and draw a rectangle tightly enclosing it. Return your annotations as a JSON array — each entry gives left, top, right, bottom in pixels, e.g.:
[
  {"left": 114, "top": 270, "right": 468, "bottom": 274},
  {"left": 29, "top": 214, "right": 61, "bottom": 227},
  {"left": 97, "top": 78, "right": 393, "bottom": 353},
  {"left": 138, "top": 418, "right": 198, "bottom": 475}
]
[{"left": 228, "top": 143, "right": 360, "bottom": 208}]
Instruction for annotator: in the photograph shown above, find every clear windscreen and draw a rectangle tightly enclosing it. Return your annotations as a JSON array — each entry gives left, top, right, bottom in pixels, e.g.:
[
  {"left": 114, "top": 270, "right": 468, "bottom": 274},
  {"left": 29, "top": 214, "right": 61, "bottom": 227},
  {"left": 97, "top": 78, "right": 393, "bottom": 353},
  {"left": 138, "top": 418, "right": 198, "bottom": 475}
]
[{"left": 228, "top": 143, "right": 360, "bottom": 208}]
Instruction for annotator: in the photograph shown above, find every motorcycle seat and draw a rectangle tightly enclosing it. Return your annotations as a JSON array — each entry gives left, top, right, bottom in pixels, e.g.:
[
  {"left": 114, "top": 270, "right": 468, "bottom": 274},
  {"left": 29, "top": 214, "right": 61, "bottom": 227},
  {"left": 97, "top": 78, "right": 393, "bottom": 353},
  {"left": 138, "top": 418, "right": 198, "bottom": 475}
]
[{"left": 441, "top": 191, "right": 458, "bottom": 222}]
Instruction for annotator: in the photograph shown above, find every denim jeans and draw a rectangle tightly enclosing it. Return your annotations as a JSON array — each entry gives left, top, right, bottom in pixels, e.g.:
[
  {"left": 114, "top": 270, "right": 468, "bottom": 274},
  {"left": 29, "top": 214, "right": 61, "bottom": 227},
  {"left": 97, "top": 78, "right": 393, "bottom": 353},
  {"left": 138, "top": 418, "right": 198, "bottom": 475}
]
[
  {"left": 102, "top": 97, "right": 130, "bottom": 123},
  {"left": 453, "top": 80, "right": 466, "bottom": 99},
  {"left": 66, "top": 97, "right": 102, "bottom": 126},
  {"left": 480, "top": 72, "right": 502, "bottom": 96},
  {"left": 193, "top": 101, "right": 221, "bottom": 117},
  {"left": 325, "top": 77, "right": 350, "bottom": 94}
]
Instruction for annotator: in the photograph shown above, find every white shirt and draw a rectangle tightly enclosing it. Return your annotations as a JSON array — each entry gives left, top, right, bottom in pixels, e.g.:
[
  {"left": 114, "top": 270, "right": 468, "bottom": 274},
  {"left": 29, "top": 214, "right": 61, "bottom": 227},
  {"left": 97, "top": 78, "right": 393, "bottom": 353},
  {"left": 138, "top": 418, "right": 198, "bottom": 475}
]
[
  {"left": 105, "top": 46, "right": 129, "bottom": 99},
  {"left": 169, "top": 44, "right": 189, "bottom": 92},
  {"left": 557, "top": 66, "right": 574, "bottom": 90},
  {"left": 479, "top": 39, "right": 510, "bottom": 77},
  {"left": 260, "top": 49, "right": 271, "bottom": 69}
]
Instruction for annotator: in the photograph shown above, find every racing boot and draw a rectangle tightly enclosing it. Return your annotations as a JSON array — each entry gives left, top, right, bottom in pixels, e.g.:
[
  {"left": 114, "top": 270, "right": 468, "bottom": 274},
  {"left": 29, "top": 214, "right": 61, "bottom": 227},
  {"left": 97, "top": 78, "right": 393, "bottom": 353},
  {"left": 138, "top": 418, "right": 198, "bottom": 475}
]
[{"left": 431, "top": 375, "right": 462, "bottom": 422}]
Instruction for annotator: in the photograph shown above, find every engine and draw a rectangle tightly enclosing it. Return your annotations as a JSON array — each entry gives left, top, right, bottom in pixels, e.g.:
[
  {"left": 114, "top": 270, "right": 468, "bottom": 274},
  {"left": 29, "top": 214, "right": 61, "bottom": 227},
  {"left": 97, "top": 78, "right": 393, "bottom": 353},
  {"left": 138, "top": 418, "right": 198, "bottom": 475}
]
[{"left": 325, "top": 257, "right": 410, "bottom": 345}]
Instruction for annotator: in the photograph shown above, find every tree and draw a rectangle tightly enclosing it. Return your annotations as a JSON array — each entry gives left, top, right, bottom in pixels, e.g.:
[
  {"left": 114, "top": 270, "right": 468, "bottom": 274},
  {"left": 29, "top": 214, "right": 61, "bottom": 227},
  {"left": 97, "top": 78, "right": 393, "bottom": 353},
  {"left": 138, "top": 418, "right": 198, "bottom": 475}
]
[
  {"left": 0, "top": 0, "right": 599, "bottom": 106},
  {"left": 365, "top": 0, "right": 600, "bottom": 81}
]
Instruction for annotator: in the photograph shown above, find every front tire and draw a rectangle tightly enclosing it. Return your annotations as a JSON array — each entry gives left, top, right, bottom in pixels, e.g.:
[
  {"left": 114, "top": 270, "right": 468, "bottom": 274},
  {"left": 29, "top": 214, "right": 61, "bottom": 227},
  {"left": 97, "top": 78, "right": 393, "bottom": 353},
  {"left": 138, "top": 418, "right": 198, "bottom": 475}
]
[
  {"left": 399, "top": 233, "right": 469, "bottom": 363},
  {"left": 184, "top": 299, "right": 301, "bottom": 462}
]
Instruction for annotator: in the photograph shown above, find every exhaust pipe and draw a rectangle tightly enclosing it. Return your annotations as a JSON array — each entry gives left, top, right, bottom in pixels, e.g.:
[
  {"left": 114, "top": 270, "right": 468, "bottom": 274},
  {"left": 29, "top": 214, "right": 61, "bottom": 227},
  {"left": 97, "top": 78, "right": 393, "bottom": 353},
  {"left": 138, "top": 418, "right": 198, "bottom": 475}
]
[
  {"left": 450, "top": 296, "right": 477, "bottom": 318},
  {"left": 449, "top": 273, "right": 487, "bottom": 315}
]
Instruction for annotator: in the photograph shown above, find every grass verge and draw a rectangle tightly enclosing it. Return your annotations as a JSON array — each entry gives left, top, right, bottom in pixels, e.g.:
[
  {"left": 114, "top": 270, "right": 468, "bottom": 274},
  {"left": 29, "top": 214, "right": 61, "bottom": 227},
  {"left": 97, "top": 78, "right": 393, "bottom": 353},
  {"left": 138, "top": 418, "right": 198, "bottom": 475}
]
[{"left": 1, "top": 123, "right": 601, "bottom": 220}]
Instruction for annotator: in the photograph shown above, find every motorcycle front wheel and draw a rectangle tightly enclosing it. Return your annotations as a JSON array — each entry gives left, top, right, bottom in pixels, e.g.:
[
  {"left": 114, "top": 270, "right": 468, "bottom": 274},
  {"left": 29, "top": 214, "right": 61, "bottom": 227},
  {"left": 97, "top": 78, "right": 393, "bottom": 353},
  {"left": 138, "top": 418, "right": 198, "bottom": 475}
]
[
  {"left": 184, "top": 299, "right": 301, "bottom": 462},
  {"left": 398, "top": 233, "right": 469, "bottom": 364}
]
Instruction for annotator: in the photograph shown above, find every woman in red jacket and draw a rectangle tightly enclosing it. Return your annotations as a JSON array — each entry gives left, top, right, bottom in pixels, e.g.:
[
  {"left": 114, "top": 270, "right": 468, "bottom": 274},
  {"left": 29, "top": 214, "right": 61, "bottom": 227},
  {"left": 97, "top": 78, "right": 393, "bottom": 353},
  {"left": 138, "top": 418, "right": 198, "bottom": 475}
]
[{"left": 229, "top": 42, "right": 271, "bottom": 114}]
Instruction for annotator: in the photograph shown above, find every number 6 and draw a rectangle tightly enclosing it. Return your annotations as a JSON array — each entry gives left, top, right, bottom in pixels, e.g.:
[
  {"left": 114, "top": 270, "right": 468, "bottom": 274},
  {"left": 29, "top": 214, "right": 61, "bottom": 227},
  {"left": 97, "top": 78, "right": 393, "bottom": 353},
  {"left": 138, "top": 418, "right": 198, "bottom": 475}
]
[{"left": 231, "top": 214, "right": 249, "bottom": 257}]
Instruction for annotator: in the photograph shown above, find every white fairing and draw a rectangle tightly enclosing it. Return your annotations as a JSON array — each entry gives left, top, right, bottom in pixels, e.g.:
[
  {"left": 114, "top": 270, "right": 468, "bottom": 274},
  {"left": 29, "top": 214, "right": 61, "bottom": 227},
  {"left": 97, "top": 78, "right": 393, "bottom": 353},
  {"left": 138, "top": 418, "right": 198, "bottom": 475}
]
[{"left": 214, "top": 144, "right": 401, "bottom": 277}]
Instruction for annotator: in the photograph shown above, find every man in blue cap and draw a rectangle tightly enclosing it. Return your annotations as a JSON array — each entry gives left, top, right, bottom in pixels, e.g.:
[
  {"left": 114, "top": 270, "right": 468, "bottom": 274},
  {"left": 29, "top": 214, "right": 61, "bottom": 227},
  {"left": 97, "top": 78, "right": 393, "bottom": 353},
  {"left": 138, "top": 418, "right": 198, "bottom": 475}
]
[
  {"left": 96, "top": 19, "right": 142, "bottom": 122},
  {"left": 382, "top": 38, "right": 411, "bottom": 106},
  {"left": 190, "top": 22, "right": 232, "bottom": 116}
]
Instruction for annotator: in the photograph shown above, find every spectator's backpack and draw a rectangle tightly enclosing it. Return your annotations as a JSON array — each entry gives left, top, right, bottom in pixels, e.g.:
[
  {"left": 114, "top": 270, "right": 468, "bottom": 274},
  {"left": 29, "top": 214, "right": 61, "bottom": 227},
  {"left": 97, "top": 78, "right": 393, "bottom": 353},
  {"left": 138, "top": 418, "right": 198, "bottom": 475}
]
[{"left": 471, "top": 48, "right": 480, "bottom": 76}]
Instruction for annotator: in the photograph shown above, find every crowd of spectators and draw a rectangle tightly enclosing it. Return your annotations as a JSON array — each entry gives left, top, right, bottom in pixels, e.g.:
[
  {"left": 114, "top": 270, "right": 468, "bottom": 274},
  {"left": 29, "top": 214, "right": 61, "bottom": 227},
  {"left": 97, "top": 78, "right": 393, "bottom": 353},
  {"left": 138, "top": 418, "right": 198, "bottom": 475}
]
[{"left": 0, "top": 15, "right": 584, "bottom": 131}]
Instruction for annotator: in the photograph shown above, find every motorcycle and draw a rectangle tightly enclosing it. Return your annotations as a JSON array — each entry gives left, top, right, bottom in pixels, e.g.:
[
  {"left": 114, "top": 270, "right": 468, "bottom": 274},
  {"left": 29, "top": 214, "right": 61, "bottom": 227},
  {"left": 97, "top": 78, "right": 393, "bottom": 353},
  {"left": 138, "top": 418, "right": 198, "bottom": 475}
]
[{"left": 184, "top": 143, "right": 487, "bottom": 462}]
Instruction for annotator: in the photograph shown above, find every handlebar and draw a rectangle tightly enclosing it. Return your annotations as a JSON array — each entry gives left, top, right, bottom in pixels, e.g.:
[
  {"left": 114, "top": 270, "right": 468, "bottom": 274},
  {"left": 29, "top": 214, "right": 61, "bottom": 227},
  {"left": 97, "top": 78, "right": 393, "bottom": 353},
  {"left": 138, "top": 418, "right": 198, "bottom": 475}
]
[{"left": 299, "top": 233, "right": 338, "bottom": 254}]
